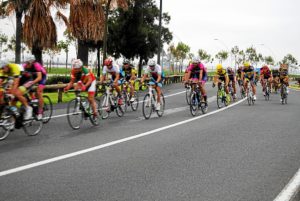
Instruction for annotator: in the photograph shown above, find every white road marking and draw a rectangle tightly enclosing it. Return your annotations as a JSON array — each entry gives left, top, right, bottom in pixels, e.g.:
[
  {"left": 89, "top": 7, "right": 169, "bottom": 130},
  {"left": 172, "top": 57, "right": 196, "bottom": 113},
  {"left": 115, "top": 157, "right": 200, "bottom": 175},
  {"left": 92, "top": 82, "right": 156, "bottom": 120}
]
[
  {"left": 49, "top": 90, "right": 187, "bottom": 119},
  {"left": 273, "top": 167, "right": 300, "bottom": 201},
  {"left": 0, "top": 98, "right": 245, "bottom": 177}
]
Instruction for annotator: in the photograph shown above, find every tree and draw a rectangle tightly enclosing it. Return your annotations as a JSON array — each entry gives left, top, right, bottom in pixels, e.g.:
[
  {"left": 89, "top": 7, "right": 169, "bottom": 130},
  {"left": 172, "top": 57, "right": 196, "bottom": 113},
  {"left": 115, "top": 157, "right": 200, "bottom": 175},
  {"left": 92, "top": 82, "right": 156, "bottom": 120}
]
[
  {"left": 264, "top": 56, "right": 274, "bottom": 65},
  {"left": 176, "top": 42, "right": 190, "bottom": 72},
  {"left": 215, "top": 51, "right": 228, "bottom": 63},
  {"left": 281, "top": 54, "right": 298, "bottom": 65},
  {"left": 236, "top": 50, "right": 245, "bottom": 67},
  {"left": 231, "top": 46, "right": 239, "bottom": 69},
  {"left": 198, "top": 49, "right": 211, "bottom": 63},
  {"left": 0, "top": 33, "right": 8, "bottom": 59},
  {"left": 107, "top": 0, "right": 172, "bottom": 77},
  {"left": 57, "top": 40, "right": 71, "bottom": 68}
]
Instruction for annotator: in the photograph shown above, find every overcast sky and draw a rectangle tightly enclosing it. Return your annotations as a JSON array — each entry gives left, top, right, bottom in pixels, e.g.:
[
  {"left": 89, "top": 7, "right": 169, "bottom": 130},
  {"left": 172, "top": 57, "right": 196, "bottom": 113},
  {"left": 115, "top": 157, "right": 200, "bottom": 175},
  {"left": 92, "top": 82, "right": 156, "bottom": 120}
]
[
  {"left": 158, "top": 0, "right": 300, "bottom": 63},
  {"left": 0, "top": 0, "right": 299, "bottom": 65}
]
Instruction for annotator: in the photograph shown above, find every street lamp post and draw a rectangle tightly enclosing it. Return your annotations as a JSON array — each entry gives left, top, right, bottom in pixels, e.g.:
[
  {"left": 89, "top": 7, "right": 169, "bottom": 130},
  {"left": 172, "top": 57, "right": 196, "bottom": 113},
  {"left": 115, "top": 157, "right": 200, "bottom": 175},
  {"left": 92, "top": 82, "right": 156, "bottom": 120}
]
[{"left": 157, "top": 0, "right": 162, "bottom": 65}]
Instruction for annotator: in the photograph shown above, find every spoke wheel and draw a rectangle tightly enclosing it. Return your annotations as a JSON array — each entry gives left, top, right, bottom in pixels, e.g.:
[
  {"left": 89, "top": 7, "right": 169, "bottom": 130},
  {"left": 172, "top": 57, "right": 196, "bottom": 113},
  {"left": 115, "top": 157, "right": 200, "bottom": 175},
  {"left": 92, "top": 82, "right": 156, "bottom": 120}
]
[
  {"left": 67, "top": 98, "right": 83, "bottom": 130},
  {"left": 100, "top": 94, "right": 111, "bottom": 119},
  {"left": 190, "top": 93, "right": 199, "bottom": 116},
  {"left": 130, "top": 91, "right": 139, "bottom": 111},
  {"left": 89, "top": 97, "right": 101, "bottom": 126},
  {"left": 142, "top": 94, "right": 152, "bottom": 119},
  {"left": 186, "top": 87, "right": 191, "bottom": 105},
  {"left": 156, "top": 94, "right": 165, "bottom": 117},
  {"left": 23, "top": 117, "right": 43, "bottom": 136},
  {"left": 42, "top": 95, "right": 53, "bottom": 124},
  {"left": 0, "top": 114, "right": 14, "bottom": 141}
]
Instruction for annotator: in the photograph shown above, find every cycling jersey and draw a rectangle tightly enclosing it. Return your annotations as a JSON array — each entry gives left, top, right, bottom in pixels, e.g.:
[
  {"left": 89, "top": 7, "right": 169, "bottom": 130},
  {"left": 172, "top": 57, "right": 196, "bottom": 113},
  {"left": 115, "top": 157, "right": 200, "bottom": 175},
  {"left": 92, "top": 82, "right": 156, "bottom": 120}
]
[
  {"left": 187, "top": 63, "right": 207, "bottom": 81},
  {"left": 121, "top": 65, "right": 136, "bottom": 81},
  {"left": 71, "top": 67, "right": 96, "bottom": 83},
  {"left": 0, "top": 63, "right": 22, "bottom": 78},
  {"left": 103, "top": 65, "right": 123, "bottom": 80},
  {"left": 227, "top": 69, "right": 235, "bottom": 81},
  {"left": 145, "top": 64, "right": 165, "bottom": 80},
  {"left": 272, "top": 69, "right": 280, "bottom": 77},
  {"left": 260, "top": 66, "right": 271, "bottom": 78},
  {"left": 243, "top": 66, "right": 255, "bottom": 79},
  {"left": 22, "top": 62, "right": 47, "bottom": 85}
]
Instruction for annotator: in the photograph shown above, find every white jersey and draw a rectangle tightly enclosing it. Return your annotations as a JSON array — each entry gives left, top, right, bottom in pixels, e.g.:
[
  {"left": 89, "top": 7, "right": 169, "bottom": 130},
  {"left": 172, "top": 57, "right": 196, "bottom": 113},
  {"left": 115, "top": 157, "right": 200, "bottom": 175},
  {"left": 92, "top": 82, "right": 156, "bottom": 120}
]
[
  {"left": 144, "top": 64, "right": 162, "bottom": 77},
  {"left": 102, "top": 65, "right": 120, "bottom": 76}
]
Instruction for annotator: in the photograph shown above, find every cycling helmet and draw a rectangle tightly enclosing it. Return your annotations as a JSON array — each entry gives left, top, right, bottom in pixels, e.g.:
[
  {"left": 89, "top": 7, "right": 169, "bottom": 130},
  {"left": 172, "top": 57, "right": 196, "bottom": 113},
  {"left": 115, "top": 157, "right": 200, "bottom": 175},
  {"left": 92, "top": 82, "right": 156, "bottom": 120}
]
[
  {"left": 148, "top": 59, "right": 156, "bottom": 66},
  {"left": 72, "top": 59, "right": 83, "bottom": 69},
  {"left": 216, "top": 64, "right": 223, "bottom": 71},
  {"left": 104, "top": 58, "right": 113, "bottom": 66},
  {"left": 0, "top": 59, "right": 8, "bottom": 68},
  {"left": 191, "top": 57, "right": 199, "bottom": 64},
  {"left": 244, "top": 61, "right": 250, "bottom": 67},
  {"left": 25, "top": 55, "right": 35, "bottom": 62},
  {"left": 227, "top": 67, "right": 233, "bottom": 72},
  {"left": 123, "top": 59, "right": 130, "bottom": 64}
]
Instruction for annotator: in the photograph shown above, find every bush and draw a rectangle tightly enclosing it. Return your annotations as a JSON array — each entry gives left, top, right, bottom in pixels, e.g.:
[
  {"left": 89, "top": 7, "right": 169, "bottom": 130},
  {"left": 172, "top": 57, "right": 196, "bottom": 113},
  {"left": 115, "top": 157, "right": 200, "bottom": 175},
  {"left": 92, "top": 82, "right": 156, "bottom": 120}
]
[{"left": 46, "top": 75, "right": 71, "bottom": 85}]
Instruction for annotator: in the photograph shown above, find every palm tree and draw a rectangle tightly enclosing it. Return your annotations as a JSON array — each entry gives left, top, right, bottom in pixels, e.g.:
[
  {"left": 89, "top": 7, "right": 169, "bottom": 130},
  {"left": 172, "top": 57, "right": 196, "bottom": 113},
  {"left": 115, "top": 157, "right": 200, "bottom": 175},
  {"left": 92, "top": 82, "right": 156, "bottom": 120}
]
[
  {"left": 264, "top": 56, "right": 274, "bottom": 65},
  {"left": 198, "top": 49, "right": 211, "bottom": 63},
  {"left": 0, "top": 33, "right": 8, "bottom": 59},
  {"left": 215, "top": 51, "right": 228, "bottom": 64},
  {"left": 176, "top": 42, "right": 190, "bottom": 72}
]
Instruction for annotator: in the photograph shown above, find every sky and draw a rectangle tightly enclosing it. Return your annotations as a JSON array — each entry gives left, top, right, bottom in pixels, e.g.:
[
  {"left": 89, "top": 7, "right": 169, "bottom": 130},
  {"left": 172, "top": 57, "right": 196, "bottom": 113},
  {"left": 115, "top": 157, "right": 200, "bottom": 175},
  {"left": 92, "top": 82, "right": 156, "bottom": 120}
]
[
  {"left": 0, "top": 0, "right": 299, "bottom": 67},
  {"left": 157, "top": 0, "right": 300, "bottom": 65}
]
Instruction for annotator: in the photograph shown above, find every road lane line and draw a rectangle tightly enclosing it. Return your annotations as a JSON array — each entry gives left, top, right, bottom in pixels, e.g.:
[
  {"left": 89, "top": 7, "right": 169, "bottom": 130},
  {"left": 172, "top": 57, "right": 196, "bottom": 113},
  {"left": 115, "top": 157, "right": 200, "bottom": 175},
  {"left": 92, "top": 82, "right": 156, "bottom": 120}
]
[
  {"left": 273, "top": 167, "right": 300, "bottom": 201},
  {"left": 49, "top": 90, "right": 187, "bottom": 119},
  {"left": 0, "top": 98, "right": 245, "bottom": 177}
]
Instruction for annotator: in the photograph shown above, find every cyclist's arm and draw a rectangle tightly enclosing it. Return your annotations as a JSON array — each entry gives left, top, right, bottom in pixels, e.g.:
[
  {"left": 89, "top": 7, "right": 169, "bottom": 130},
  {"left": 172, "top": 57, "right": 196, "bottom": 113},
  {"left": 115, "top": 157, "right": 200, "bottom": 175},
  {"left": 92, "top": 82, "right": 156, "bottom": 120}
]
[
  {"left": 32, "top": 72, "right": 42, "bottom": 84},
  {"left": 12, "top": 77, "right": 20, "bottom": 91},
  {"left": 213, "top": 74, "right": 219, "bottom": 84},
  {"left": 140, "top": 74, "right": 147, "bottom": 83},
  {"left": 65, "top": 77, "right": 75, "bottom": 91},
  {"left": 114, "top": 73, "right": 120, "bottom": 84},
  {"left": 99, "top": 75, "right": 106, "bottom": 83},
  {"left": 156, "top": 74, "right": 162, "bottom": 83},
  {"left": 241, "top": 72, "right": 245, "bottom": 81},
  {"left": 130, "top": 70, "right": 136, "bottom": 81},
  {"left": 225, "top": 75, "right": 229, "bottom": 86},
  {"left": 84, "top": 74, "right": 93, "bottom": 88},
  {"left": 199, "top": 70, "right": 203, "bottom": 82}
]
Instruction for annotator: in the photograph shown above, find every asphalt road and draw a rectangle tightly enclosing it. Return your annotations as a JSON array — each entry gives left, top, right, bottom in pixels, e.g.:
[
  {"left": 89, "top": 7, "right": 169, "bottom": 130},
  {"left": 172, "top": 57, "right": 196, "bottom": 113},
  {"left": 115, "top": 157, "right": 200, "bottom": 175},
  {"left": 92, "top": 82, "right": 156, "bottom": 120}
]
[{"left": 0, "top": 83, "right": 299, "bottom": 201}]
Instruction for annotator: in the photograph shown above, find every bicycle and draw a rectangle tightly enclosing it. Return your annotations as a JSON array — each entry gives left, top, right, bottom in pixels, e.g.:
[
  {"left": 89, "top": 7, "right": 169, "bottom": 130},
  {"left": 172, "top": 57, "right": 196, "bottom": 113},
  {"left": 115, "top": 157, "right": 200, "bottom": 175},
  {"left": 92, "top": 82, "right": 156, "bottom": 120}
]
[
  {"left": 246, "top": 80, "right": 255, "bottom": 106},
  {"left": 216, "top": 82, "right": 229, "bottom": 108},
  {"left": 66, "top": 90, "right": 101, "bottom": 130},
  {"left": 0, "top": 88, "right": 43, "bottom": 140},
  {"left": 142, "top": 83, "right": 165, "bottom": 119},
  {"left": 228, "top": 82, "right": 236, "bottom": 102},
  {"left": 27, "top": 88, "right": 53, "bottom": 124},
  {"left": 280, "top": 83, "right": 288, "bottom": 105},
  {"left": 121, "top": 80, "right": 139, "bottom": 112},
  {"left": 100, "top": 81, "right": 125, "bottom": 119},
  {"left": 185, "top": 83, "right": 192, "bottom": 105},
  {"left": 189, "top": 82, "right": 208, "bottom": 116},
  {"left": 262, "top": 79, "right": 271, "bottom": 101}
]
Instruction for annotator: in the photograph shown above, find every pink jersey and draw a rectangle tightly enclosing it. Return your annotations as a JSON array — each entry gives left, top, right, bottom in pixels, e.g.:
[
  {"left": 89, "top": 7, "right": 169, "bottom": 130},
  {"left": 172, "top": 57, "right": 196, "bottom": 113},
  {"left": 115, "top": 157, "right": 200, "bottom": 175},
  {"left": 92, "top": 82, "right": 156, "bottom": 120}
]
[{"left": 187, "top": 63, "right": 206, "bottom": 74}]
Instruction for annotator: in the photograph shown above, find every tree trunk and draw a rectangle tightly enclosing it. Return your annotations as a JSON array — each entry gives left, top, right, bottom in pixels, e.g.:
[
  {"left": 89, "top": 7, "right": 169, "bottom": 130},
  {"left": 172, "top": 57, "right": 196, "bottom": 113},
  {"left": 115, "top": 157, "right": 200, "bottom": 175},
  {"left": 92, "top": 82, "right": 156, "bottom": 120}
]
[
  {"left": 65, "top": 50, "right": 68, "bottom": 69},
  {"left": 15, "top": 11, "right": 22, "bottom": 63},
  {"left": 32, "top": 45, "right": 43, "bottom": 64},
  {"left": 97, "top": 48, "right": 101, "bottom": 79},
  {"left": 138, "top": 57, "right": 143, "bottom": 78},
  {"left": 78, "top": 40, "right": 89, "bottom": 66}
]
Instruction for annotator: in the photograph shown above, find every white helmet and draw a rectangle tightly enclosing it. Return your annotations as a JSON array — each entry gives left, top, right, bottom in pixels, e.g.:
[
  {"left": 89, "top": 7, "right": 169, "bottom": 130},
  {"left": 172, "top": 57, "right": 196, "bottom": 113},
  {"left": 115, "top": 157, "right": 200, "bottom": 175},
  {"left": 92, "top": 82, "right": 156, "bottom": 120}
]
[
  {"left": 192, "top": 57, "right": 199, "bottom": 64},
  {"left": 148, "top": 59, "right": 156, "bottom": 66},
  {"left": 25, "top": 55, "right": 35, "bottom": 62},
  {"left": 0, "top": 59, "right": 9, "bottom": 68},
  {"left": 72, "top": 59, "right": 83, "bottom": 68}
]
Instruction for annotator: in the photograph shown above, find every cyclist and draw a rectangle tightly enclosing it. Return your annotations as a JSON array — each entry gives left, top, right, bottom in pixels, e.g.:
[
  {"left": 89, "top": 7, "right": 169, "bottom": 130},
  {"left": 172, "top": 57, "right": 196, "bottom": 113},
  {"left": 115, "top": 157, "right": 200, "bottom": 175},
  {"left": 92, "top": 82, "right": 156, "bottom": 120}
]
[
  {"left": 241, "top": 62, "right": 256, "bottom": 100},
  {"left": 140, "top": 59, "right": 164, "bottom": 111},
  {"left": 272, "top": 66, "right": 280, "bottom": 93},
  {"left": 279, "top": 63, "right": 289, "bottom": 100},
  {"left": 259, "top": 65, "right": 272, "bottom": 96},
  {"left": 64, "top": 59, "right": 98, "bottom": 119},
  {"left": 236, "top": 66, "right": 244, "bottom": 87},
  {"left": 185, "top": 58, "right": 208, "bottom": 105},
  {"left": 227, "top": 67, "right": 237, "bottom": 99},
  {"left": 121, "top": 59, "right": 136, "bottom": 102},
  {"left": 21, "top": 56, "right": 47, "bottom": 120},
  {"left": 0, "top": 60, "right": 32, "bottom": 120},
  {"left": 213, "top": 64, "right": 229, "bottom": 100},
  {"left": 99, "top": 57, "right": 123, "bottom": 105}
]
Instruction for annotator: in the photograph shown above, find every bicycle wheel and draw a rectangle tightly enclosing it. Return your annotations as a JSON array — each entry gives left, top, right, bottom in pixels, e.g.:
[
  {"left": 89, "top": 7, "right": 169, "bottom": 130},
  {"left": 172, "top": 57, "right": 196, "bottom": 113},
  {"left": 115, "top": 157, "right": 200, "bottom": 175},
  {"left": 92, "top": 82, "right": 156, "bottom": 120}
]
[
  {"left": 142, "top": 94, "right": 152, "bottom": 119},
  {"left": 130, "top": 91, "right": 139, "bottom": 111},
  {"left": 200, "top": 95, "right": 208, "bottom": 114},
  {"left": 23, "top": 117, "right": 43, "bottom": 136},
  {"left": 190, "top": 93, "right": 198, "bottom": 116},
  {"left": 100, "top": 94, "right": 111, "bottom": 119},
  {"left": 156, "top": 93, "right": 165, "bottom": 117},
  {"left": 186, "top": 87, "right": 191, "bottom": 105},
  {"left": 89, "top": 97, "right": 101, "bottom": 126},
  {"left": 0, "top": 113, "right": 14, "bottom": 141},
  {"left": 115, "top": 95, "right": 125, "bottom": 117},
  {"left": 42, "top": 95, "right": 53, "bottom": 124},
  {"left": 217, "top": 90, "right": 223, "bottom": 109},
  {"left": 67, "top": 98, "right": 84, "bottom": 130}
]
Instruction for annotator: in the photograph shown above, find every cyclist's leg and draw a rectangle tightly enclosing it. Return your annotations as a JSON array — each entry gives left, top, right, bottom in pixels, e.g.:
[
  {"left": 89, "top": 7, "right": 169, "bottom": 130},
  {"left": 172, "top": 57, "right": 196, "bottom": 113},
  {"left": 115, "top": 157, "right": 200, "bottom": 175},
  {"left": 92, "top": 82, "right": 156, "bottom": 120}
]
[
  {"left": 87, "top": 81, "right": 97, "bottom": 116},
  {"left": 37, "top": 76, "right": 46, "bottom": 115}
]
